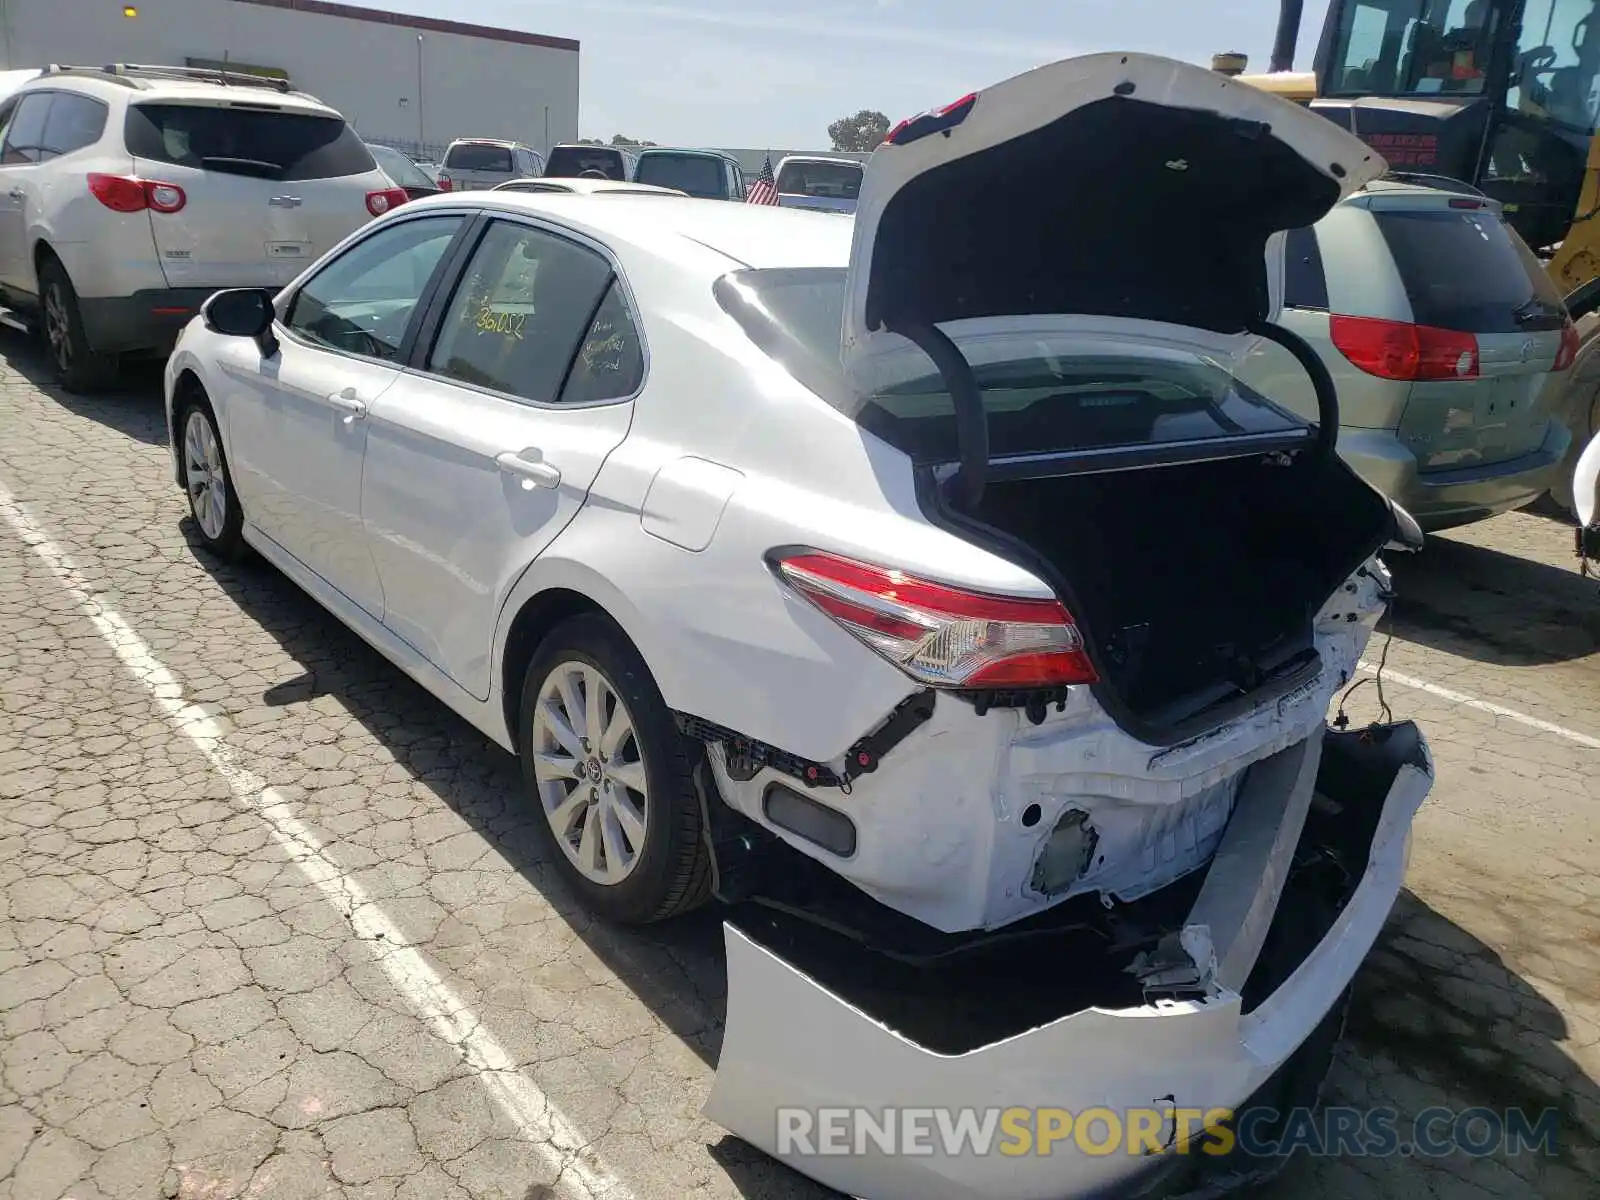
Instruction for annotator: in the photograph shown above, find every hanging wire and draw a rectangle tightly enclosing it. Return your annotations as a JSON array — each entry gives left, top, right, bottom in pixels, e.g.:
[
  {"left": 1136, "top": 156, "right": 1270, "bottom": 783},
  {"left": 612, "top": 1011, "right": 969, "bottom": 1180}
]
[{"left": 1334, "top": 586, "right": 1397, "bottom": 730}]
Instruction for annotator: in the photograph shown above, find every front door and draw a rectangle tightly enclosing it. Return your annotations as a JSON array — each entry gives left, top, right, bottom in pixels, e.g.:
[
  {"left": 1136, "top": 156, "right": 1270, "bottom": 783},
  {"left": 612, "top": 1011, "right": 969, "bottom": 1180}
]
[
  {"left": 225, "top": 211, "right": 468, "bottom": 618},
  {"left": 0, "top": 92, "right": 53, "bottom": 294},
  {"left": 361, "top": 217, "right": 640, "bottom": 699}
]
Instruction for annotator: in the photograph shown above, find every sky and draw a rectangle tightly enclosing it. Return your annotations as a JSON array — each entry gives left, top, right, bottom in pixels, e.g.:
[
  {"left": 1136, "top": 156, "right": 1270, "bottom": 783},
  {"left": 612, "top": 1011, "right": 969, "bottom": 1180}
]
[{"left": 346, "top": 0, "right": 1334, "bottom": 148}]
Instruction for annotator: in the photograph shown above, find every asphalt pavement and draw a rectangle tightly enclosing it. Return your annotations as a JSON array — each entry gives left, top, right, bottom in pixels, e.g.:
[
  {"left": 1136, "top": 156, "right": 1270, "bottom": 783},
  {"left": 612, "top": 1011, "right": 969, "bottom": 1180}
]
[{"left": 0, "top": 342, "right": 1594, "bottom": 1200}]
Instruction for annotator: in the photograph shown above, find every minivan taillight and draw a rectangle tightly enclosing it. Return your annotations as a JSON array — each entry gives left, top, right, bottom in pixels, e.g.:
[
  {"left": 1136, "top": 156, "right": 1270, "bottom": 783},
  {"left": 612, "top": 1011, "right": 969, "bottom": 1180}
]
[
  {"left": 1555, "top": 320, "right": 1581, "bottom": 372},
  {"left": 1329, "top": 314, "right": 1479, "bottom": 381},
  {"left": 437, "top": 174, "right": 453, "bottom": 191},
  {"left": 88, "top": 173, "right": 186, "bottom": 214},
  {"left": 365, "top": 187, "right": 409, "bottom": 216},
  {"left": 774, "top": 550, "right": 1098, "bottom": 688}
]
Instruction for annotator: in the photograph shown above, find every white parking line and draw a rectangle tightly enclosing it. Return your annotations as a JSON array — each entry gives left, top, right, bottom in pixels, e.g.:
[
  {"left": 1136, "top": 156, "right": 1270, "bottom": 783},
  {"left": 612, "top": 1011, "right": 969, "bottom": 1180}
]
[
  {"left": 1358, "top": 659, "right": 1600, "bottom": 751},
  {"left": 0, "top": 482, "right": 631, "bottom": 1200}
]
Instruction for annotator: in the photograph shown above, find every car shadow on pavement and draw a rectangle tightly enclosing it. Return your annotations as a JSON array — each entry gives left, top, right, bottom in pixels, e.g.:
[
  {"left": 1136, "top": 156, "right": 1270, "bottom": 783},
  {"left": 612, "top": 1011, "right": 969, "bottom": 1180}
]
[
  {"left": 1386, "top": 536, "right": 1600, "bottom": 666},
  {"left": 0, "top": 333, "right": 168, "bottom": 447},
  {"left": 1262, "top": 888, "right": 1600, "bottom": 1198},
  {"left": 178, "top": 518, "right": 1597, "bottom": 1200}
]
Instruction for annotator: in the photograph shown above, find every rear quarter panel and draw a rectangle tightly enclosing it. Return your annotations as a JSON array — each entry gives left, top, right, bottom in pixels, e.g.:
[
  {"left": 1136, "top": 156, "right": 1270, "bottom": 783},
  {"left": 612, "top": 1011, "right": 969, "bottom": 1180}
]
[{"left": 492, "top": 240, "right": 1050, "bottom": 762}]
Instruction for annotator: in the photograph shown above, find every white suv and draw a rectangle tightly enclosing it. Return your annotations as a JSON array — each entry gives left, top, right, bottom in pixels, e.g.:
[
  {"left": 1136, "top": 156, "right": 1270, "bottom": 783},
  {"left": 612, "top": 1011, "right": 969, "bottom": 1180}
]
[{"left": 0, "top": 63, "right": 403, "bottom": 392}]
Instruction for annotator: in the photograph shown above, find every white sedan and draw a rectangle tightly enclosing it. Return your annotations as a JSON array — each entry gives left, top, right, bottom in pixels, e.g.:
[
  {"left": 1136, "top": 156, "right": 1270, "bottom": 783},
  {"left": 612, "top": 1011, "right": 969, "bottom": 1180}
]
[{"left": 166, "top": 51, "right": 1433, "bottom": 1200}]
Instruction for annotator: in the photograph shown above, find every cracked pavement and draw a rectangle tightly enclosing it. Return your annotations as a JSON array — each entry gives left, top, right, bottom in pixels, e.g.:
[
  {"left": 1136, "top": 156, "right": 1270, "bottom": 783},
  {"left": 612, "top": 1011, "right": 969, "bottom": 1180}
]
[{"left": 0, "top": 343, "right": 1596, "bottom": 1199}]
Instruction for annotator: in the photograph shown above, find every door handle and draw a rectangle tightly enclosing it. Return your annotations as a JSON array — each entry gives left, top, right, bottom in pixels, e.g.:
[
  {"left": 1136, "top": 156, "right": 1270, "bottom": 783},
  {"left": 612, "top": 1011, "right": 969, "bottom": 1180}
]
[
  {"left": 325, "top": 387, "right": 368, "bottom": 424},
  {"left": 7, "top": 189, "right": 23, "bottom": 200},
  {"left": 496, "top": 451, "right": 561, "bottom": 489}
]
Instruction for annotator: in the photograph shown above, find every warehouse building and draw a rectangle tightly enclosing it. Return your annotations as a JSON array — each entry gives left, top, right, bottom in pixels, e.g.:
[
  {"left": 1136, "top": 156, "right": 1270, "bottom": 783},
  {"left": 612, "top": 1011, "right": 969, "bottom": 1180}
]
[{"left": 0, "top": 0, "right": 579, "bottom": 159}]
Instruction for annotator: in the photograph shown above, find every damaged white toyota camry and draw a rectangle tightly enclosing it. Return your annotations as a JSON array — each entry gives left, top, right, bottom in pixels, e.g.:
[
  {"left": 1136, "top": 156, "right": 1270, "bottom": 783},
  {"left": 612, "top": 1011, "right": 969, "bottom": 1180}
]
[{"left": 168, "top": 50, "right": 1434, "bottom": 1200}]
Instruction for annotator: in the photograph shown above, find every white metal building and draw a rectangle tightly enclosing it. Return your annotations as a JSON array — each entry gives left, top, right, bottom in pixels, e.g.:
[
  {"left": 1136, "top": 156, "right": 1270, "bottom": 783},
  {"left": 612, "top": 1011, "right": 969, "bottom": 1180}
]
[{"left": 0, "top": 0, "right": 580, "bottom": 159}]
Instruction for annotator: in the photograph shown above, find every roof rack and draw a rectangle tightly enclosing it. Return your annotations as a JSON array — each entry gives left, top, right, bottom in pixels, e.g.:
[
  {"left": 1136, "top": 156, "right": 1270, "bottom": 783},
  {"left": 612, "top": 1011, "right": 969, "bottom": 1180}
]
[{"left": 40, "top": 62, "right": 295, "bottom": 93}]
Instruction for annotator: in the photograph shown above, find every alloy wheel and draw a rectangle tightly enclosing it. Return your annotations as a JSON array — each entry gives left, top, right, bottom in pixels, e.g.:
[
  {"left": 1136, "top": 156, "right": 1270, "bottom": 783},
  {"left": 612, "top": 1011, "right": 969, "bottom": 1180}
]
[
  {"left": 43, "top": 283, "right": 71, "bottom": 374},
  {"left": 531, "top": 659, "right": 650, "bottom": 886},
  {"left": 183, "top": 409, "right": 227, "bottom": 540}
]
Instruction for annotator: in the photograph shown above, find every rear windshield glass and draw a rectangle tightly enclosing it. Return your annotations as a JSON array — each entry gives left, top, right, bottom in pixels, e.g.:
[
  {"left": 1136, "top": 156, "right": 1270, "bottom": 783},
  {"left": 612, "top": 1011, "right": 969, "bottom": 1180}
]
[
  {"left": 717, "top": 268, "right": 1312, "bottom": 463},
  {"left": 634, "top": 153, "right": 726, "bottom": 198},
  {"left": 775, "top": 160, "right": 862, "bottom": 199},
  {"left": 544, "top": 146, "right": 627, "bottom": 180},
  {"left": 368, "top": 144, "right": 434, "bottom": 191},
  {"left": 125, "top": 104, "right": 373, "bottom": 181},
  {"left": 445, "top": 143, "right": 513, "bottom": 172},
  {"left": 1373, "top": 207, "right": 1566, "bottom": 332}
]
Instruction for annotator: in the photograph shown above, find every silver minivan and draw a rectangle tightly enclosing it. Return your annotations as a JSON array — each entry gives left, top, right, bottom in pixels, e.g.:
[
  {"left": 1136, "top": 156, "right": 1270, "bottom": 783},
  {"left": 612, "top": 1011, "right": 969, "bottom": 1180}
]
[
  {"left": 437, "top": 138, "right": 545, "bottom": 191},
  {"left": 1245, "top": 179, "right": 1576, "bottom": 530}
]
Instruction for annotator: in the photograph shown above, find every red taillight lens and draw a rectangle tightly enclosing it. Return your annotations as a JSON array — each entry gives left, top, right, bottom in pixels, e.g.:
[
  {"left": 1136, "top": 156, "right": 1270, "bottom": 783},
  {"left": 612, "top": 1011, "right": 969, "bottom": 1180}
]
[
  {"left": 87, "top": 173, "right": 186, "bottom": 214},
  {"left": 775, "top": 551, "right": 1098, "bottom": 688},
  {"left": 1329, "top": 314, "right": 1478, "bottom": 381},
  {"left": 365, "top": 187, "right": 409, "bottom": 216},
  {"left": 437, "top": 175, "right": 453, "bottom": 191},
  {"left": 1555, "top": 320, "right": 1581, "bottom": 372}
]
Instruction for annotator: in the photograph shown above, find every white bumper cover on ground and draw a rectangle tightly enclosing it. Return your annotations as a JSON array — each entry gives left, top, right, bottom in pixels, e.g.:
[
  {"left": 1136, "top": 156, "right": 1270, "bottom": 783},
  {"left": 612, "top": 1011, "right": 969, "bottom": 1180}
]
[{"left": 704, "top": 729, "right": 1433, "bottom": 1200}]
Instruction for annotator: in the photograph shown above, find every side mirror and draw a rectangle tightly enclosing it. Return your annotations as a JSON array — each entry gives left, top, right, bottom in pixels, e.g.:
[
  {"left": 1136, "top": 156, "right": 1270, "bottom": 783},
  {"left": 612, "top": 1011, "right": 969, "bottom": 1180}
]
[
  {"left": 202, "top": 288, "right": 278, "bottom": 356},
  {"left": 1386, "top": 499, "right": 1425, "bottom": 553}
]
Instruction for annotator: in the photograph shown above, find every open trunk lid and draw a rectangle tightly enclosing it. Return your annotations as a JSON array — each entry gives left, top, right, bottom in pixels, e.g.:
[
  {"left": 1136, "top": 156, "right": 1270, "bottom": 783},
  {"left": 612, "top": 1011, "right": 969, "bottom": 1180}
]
[
  {"left": 127, "top": 97, "right": 383, "bottom": 289},
  {"left": 840, "top": 52, "right": 1385, "bottom": 394}
]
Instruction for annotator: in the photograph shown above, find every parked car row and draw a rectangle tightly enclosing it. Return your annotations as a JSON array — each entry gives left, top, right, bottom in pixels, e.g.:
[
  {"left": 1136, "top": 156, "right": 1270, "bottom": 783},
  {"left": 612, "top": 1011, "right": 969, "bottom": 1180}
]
[{"left": 160, "top": 52, "right": 1441, "bottom": 1200}]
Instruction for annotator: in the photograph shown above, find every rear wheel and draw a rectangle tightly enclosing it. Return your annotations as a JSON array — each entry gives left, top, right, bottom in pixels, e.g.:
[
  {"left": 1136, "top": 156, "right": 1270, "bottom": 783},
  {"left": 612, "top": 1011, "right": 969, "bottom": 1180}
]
[
  {"left": 37, "top": 255, "right": 118, "bottom": 394},
  {"left": 517, "top": 614, "right": 711, "bottom": 925}
]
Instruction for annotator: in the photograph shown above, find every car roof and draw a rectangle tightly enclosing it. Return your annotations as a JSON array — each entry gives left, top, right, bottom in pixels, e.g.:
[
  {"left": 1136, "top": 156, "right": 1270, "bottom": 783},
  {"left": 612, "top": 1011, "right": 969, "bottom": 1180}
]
[
  {"left": 406, "top": 192, "right": 852, "bottom": 270},
  {"left": 495, "top": 178, "right": 682, "bottom": 196},
  {"left": 448, "top": 137, "right": 528, "bottom": 149},
  {"left": 636, "top": 147, "right": 739, "bottom": 163},
  {"left": 28, "top": 66, "right": 336, "bottom": 113}
]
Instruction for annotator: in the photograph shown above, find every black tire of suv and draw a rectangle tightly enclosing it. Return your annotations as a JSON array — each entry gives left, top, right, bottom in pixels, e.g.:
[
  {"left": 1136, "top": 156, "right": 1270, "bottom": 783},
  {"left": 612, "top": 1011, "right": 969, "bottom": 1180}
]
[
  {"left": 517, "top": 614, "right": 713, "bottom": 925},
  {"left": 38, "top": 255, "right": 118, "bottom": 394}
]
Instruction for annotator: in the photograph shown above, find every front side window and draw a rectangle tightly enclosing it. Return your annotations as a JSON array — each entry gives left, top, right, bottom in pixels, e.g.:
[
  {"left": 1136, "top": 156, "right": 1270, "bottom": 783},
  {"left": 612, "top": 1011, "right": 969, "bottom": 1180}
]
[
  {"left": 125, "top": 104, "right": 375, "bottom": 180},
  {"left": 426, "top": 220, "right": 617, "bottom": 403},
  {"left": 717, "top": 267, "right": 1311, "bottom": 463},
  {"left": 285, "top": 215, "right": 463, "bottom": 360},
  {"left": 1325, "top": 0, "right": 1497, "bottom": 96}
]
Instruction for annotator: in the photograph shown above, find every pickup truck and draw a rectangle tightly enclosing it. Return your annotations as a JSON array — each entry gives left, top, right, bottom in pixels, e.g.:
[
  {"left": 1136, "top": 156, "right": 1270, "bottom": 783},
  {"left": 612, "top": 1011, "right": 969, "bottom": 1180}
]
[{"left": 774, "top": 155, "right": 863, "bottom": 213}]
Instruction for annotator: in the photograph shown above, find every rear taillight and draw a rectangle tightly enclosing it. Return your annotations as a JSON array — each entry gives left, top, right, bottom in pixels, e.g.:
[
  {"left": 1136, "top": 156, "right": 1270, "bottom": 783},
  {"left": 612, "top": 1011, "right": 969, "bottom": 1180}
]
[
  {"left": 1329, "top": 314, "right": 1478, "bottom": 381},
  {"left": 365, "top": 187, "right": 409, "bottom": 216},
  {"left": 87, "top": 173, "right": 186, "bottom": 214},
  {"left": 774, "top": 550, "right": 1098, "bottom": 688},
  {"left": 437, "top": 174, "right": 453, "bottom": 191},
  {"left": 1555, "top": 320, "right": 1581, "bottom": 372}
]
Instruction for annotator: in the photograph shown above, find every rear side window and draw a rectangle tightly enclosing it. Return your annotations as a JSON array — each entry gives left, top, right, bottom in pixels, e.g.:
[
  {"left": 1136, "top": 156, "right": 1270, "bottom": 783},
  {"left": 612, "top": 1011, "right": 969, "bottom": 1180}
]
[
  {"left": 2, "top": 92, "right": 53, "bottom": 164},
  {"left": 1282, "top": 226, "right": 1328, "bottom": 310},
  {"left": 1373, "top": 207, "right": 1565, "bottom": 332},
  {"left": 125, "top": 104, "right": 375, "bottom": 181},
  {"left": 775, "top": 160, "right": 863, "bottom": 199},
  {"left": 716, "top": 267, "right": 1311, "bottom": 463},
  {"left": 545, "top": 146, "right": 627, "bottom": 180},
  {"left": 42, "top": 93, "right": 107, "bottom": 156},
  {"left": 445, "top": 143, "right": 513, "bottom": 172},
  {"left": 634, "top": 154, "right": 727, "bottom": 199},
  {"left": 368, "top": 144, "right": 434, "bottom": 191}
]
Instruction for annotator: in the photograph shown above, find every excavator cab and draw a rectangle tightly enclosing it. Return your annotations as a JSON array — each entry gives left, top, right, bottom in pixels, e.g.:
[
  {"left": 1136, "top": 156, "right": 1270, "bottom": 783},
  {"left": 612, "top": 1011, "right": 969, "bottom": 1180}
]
[{"left": 1310, "top": 0, "right": 1600, "bottom": 252}]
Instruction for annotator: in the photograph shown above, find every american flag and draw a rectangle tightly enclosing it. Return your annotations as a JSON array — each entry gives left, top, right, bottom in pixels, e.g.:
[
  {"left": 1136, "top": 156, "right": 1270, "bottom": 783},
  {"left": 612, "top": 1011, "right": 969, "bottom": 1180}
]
[{"left": 746, "top": 154, "right": 779, "bottom": 205}]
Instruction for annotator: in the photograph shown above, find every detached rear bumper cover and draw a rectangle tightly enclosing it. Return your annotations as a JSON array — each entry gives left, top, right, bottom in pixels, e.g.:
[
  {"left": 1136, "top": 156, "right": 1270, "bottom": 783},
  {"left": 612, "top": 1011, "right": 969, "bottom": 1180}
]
[{"left": 704, "top": 724, "right": 1432, "bottom": 1200}]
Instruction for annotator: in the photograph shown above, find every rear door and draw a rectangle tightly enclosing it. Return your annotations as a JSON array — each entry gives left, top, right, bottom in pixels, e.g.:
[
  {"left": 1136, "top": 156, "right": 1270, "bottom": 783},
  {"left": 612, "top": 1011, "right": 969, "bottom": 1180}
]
[
  {"left": 360, "top": 216, "right": 640, "bottom": 699},
  {"left": 126, "top": 97, "right": 381, "bottom": 288},
  {"left": 1367, "top": 196, "right": 1569, "bottom": 470}
]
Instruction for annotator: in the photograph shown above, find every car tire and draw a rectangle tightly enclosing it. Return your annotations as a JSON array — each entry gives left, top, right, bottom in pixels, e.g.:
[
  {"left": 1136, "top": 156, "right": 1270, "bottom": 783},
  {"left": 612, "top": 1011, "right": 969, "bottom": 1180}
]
[
  {"left": 518, "top": 613, "right": 712, "bottom": 925},
  {"left": 38, "top": 255, "right": 118, "bottom": 394},
  {"left": 176, "top": 397, "right": 246, "bottom": 561}
]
